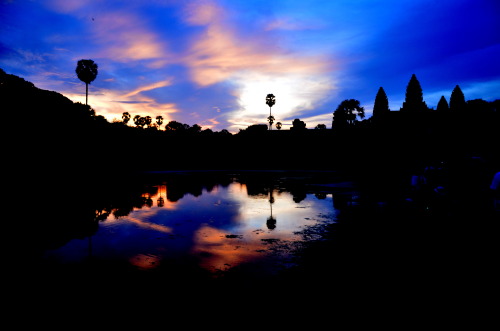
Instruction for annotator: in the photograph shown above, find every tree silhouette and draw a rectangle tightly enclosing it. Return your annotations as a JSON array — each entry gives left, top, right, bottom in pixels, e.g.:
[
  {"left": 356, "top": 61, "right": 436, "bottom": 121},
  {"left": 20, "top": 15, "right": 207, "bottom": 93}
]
[
  {"left": 333, "top": 99, "right": 365, "bottom": 128},
  {"left": 156, "top": 115, "right": 163, "bottom": 129},
  {"left": 75, "top": 59, "right": 98, "bottom": 105},
  {"left": 373, "top": 87, "right": 390, "bottom": 117},
  {"left": 276, "top": 121, "right": 282, "bottom": 130},
  {"left": 188, "top": 124, "right": 202, "bottom": 134},
  {"left": 400, "top": 74, "right": 427, "bottom": 112},
  {"left": 291, "top": 118, "right": 306, "bottom": 130},
  {"left": 267, "top": 115, "right": 275, "bottom": 129},
  {"left": 133, "top": 115, "right": 146, "bottom": 128},
  {"left": 165, "top": 120, "right": 189, "bottom": 131},
  {"left": 436, "top": 96, "right": 449, "bottom": 112},
  {"left": 122, "top": 112, "right": 131, "bottom": 124},
  {"left": 266, "top": 94, "right": 276, "bottom": 130},
  {"left": 450, "top": 85, "right": 466, "bottom": 112}
]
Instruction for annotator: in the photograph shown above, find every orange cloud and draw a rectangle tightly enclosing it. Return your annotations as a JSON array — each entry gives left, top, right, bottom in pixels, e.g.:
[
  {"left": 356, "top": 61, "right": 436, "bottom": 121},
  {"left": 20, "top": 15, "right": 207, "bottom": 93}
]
[
  {"left": 91, "top": 12, "right": 169, "bottom": 65},
  {"left": 180, "top": 1, "right": 333, "bottom": 87},
  {"left": 192, "top": 225, "right": 264, "bottom": 272},
  {"left": 122, "top": 79, "right": 173, "bottom": 98},
  {"left": 63, "top": 84, "right": 178, "bottom": 124}
]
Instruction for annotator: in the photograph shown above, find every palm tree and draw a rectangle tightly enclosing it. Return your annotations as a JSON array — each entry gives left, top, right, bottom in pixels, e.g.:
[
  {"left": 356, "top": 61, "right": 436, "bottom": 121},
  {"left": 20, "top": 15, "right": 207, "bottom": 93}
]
[
  {"left": 266, "top": 93, "right": 276, "bottom": 130},
  {"left": 75, "top": 59, "right": 98, "bottom": 105},
  {"left": 133, "top": 115, "right": 146, "bottom": 128},
  {"left": 156, "top": 115, "right": 163, "bottom": 129},
  {"left": 122, "top": 112, "right": 131, "bottom": 124},
  {"left": 267, "top": 115, "right": 275, "bottom": 129}
]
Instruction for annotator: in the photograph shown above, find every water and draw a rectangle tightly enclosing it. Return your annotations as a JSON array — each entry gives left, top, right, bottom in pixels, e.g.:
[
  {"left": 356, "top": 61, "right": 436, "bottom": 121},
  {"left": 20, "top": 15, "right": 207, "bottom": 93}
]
[
  {"left": 35, "top": 171, "right": 355, "bottom": 281},
  {"left": 17, "top": 169, "right": 498, "bottom": 315}
]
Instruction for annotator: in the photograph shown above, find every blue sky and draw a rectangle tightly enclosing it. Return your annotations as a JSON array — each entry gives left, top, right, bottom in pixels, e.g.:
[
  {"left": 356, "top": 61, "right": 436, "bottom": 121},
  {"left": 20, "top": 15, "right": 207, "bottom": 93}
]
[{"left": 1, "top": 0, "right": 499, "bottom": 132}]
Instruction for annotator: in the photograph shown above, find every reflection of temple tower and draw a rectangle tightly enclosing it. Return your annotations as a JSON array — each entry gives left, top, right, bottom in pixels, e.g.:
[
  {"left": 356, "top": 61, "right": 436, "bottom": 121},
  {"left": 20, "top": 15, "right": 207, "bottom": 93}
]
[{"left": 266, "top": 189, "right": 276, "bottom": 230}]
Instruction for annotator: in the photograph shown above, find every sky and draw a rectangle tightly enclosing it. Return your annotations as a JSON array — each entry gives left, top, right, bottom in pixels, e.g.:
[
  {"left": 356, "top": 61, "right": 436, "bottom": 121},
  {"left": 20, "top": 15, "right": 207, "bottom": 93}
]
[{"left": 1, "top": 0, "right": 499, "bottom": 133}]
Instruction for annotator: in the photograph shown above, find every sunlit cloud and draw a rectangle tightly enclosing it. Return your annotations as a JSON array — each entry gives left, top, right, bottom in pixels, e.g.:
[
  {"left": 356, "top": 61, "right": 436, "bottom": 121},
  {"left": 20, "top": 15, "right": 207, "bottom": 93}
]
[
  {"left": 264, "top": 17, "right": 326, "bottom": 31},
  {"left": 63, "top": 83, "right": 179, "bottom": 123},
  {"left": 179, "top": 0, "right": 337, "bottom": 132},
  {"left": 121, "top": 79, "right": 173, "bottom": 98},
  {"left": 90, "top": 12, "right": 170, "bottom": 67},
  {"left": 230, "top": 72, "right": 336, "bottom": 130}
]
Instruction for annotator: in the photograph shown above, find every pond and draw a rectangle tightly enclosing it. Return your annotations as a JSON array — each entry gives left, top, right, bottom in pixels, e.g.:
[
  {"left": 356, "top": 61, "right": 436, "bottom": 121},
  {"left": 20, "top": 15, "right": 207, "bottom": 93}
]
[
  {"left": 31, "top": 170, "right": 358, "bottom": 287},
  {"left": 18, "top": 168, "right": 498, "bottom": 311}
]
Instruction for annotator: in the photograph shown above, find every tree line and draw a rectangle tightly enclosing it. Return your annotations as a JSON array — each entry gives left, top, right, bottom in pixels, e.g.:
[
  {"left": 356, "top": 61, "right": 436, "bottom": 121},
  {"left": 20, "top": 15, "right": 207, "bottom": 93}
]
[
  {"left": 73, "top": 59, "right": 498, "bottom": 134},
  {"left": 3, "top": 62, "right": 499, "bottom": 175}
]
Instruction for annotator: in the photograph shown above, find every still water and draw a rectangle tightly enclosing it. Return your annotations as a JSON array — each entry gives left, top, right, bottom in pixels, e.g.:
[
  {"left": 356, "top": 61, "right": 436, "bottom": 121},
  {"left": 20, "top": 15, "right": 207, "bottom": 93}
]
[{"left": 37, "top": 171, "right": 355, "bottom": 281}]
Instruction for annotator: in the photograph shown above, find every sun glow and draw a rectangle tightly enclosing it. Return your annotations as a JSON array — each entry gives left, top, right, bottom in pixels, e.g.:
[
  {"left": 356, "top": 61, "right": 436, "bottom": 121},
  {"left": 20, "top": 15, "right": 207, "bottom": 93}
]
[{"left": 230, "top": 72, "right": 335, "bottom": 130}]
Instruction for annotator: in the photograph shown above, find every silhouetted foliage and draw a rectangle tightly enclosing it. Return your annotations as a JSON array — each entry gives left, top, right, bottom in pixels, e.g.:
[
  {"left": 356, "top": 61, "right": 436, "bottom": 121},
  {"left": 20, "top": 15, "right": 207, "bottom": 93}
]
[
  {"left": 267, "top": 115, "right": 275, "bottom": 129},
  {"left": 122, "top": 112, "right": 131, "bottom": 124},
  {"left": 332, "top": 99, "right": 365, "bottom": 129},
  {"left": 315, "top": 124, "right": 326, "bottom": 130},
  {"left": 75, "top": 59, "right": 98, "bottom": 105},
  {"left": 155, "top": 115, "right": 163, "bottom": 129},
  {"left": 239, "top": 124, "right": 268, "bottom": 134},
  {"left": 400, "top": 74, "right": 428, "bottom": 112},
  {"left": 133, "top": 115, "right": 147, "bottom": 128},
  {"left": 291, "top": 118, "right": 306, "bottom": 131},
  {"left": 437, "top": 96, "right": 449, "bottom": 112},
  {"left": 373, "top": 87, "right": 390, "bottom": 117},
  {"left": 165, "top": 120, "right": 189, "bottom": 131},
  {"left": 276, "top": 122, "right": 282, "bottom": 130}
]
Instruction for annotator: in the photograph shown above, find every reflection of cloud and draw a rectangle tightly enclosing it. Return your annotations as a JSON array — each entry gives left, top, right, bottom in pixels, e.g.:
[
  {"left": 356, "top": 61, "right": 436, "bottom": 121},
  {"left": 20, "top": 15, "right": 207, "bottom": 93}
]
[
  {"left": 192, "top": 225, "right": 263, "bottom": 271},
  {"left": 124, "top": 214, "right": 173, "bottom": 233},
  {"left": 129, "top": 253, "right": 161, "bottom": 270}
]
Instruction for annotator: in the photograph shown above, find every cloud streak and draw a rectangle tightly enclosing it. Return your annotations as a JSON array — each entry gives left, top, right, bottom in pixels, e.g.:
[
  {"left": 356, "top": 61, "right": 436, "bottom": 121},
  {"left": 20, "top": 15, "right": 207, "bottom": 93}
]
[{"left": 177, "top": 0, "right": 338, "bottom": 131}]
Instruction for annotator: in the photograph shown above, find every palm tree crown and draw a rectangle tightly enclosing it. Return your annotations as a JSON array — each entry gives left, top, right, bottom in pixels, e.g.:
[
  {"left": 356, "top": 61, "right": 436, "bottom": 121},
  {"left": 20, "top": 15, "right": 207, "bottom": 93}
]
[
  {"left": 266, "top": 94, "right": 276, "bottom": 109},
  {"left": 76, "top": 59, "right": 98, "bottom": 105},
  {"left": 266, "top": 94, "right": 276, "bottom": 130}
]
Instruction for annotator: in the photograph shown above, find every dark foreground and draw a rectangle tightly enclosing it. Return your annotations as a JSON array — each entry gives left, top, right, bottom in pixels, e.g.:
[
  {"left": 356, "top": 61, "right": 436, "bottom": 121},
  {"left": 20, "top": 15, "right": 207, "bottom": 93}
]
[{"left": 12, "top": 165, "right": 499, "bottom": 321}]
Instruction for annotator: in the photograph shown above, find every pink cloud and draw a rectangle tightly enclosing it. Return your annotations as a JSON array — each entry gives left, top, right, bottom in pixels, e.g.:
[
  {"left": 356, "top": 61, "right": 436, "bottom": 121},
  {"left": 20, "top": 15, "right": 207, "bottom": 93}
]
[
  {"left": 121, "top": 79, "right": 173, "bottom": 98},
  {"left": 180, "top": 1, "right": 334, "bottom": 87},
  {"left": 90, "top": 12, "right": 170, "bottom": 64}
]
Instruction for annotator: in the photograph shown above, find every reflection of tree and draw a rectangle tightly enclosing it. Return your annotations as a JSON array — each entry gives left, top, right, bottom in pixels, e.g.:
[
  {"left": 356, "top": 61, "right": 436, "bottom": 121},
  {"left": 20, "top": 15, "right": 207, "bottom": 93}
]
[
  {"left": 157, "top": 184, "right": 165, "bottom": 207},
  {"left": 266, "top": 188, "right": 276, "bottom": 230}
]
